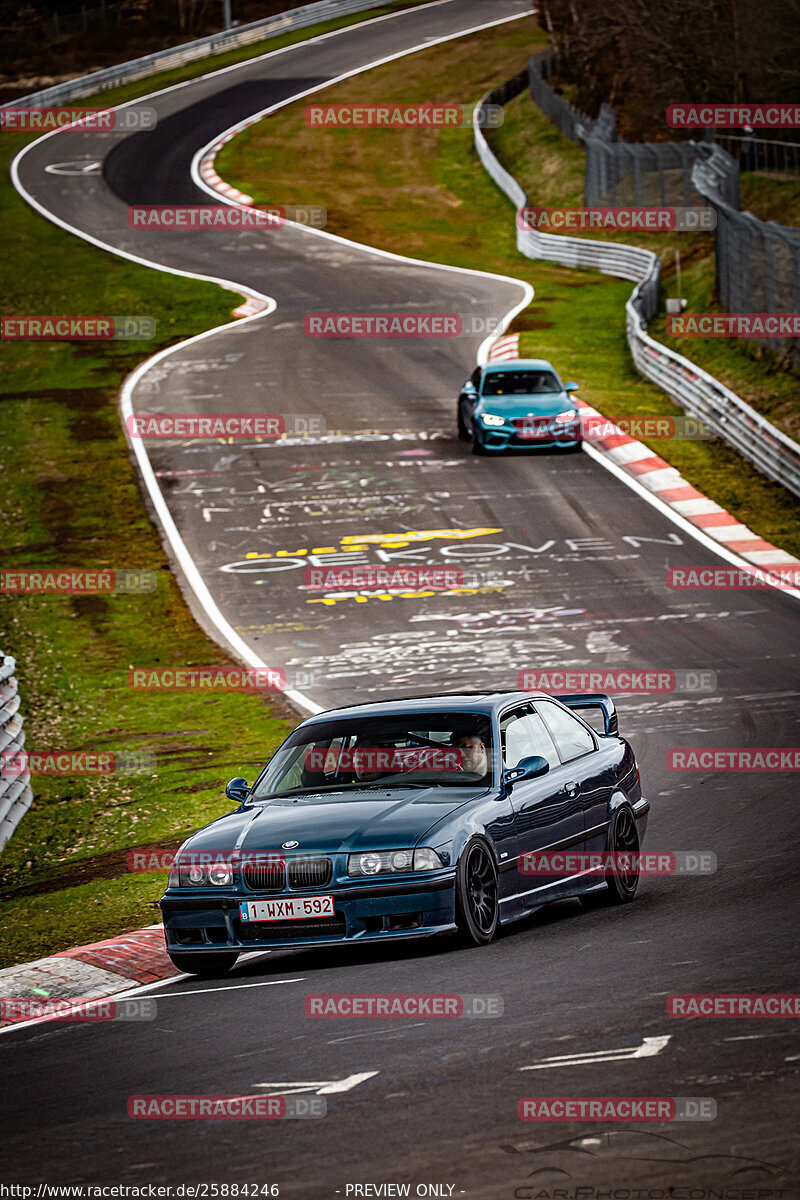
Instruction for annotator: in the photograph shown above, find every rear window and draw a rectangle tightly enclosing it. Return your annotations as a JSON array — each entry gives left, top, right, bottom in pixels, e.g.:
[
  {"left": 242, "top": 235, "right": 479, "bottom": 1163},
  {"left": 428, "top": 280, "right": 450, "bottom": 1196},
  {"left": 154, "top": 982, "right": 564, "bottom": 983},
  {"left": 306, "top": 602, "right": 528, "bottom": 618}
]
[{"left": 482, "top": 370, "right": 560, "bottom": 396}]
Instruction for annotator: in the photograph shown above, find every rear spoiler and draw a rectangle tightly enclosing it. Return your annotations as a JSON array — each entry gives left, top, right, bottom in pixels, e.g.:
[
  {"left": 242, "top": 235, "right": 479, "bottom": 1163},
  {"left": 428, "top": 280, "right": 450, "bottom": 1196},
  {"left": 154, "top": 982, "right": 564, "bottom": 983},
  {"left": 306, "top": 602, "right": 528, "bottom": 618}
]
[{"left": 555, "top": 693, "right": 618, "bottom": 736}]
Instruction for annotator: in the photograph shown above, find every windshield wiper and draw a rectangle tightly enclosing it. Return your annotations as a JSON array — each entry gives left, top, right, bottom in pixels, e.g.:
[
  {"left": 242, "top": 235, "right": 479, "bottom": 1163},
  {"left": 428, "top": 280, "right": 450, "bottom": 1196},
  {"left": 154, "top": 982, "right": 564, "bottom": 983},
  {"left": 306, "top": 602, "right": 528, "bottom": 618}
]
[
  {"left": 250, "top": 781, "right": 433, "bottom": 800},
  {"left": 349, "top": 781, "right": 432, "bottom": 790}
]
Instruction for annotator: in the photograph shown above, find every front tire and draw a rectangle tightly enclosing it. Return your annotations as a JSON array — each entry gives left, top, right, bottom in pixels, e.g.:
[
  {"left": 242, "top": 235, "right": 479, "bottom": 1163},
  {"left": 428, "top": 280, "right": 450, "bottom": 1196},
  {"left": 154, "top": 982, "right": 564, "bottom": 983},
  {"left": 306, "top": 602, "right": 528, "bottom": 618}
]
[
  {"left": 457, "top": 401, "right": 471, "bottom": 440},
  {"left": 471, "top": 427, "right": 488, "bottom": 456},
  {"left": 168, "top": 951, "right": 239, "bottom": 977},
  {"left": 455, "top": 838, "right": 499, "bottom": 945}
]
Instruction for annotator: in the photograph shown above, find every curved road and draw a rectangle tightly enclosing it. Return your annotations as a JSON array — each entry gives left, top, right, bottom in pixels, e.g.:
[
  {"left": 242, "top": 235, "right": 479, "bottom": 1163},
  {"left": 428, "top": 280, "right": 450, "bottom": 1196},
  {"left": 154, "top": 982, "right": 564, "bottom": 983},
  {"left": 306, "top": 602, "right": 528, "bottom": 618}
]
[{"left": 5, "top": 1, "right": 800, "bottom": 1194}]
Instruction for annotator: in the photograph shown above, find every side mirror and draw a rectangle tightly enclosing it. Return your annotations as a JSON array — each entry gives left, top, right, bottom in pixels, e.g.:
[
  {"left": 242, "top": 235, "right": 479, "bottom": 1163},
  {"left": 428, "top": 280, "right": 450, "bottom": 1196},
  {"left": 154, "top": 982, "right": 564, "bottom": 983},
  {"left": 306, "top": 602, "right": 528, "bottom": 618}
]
[
  {"left": 225, "top": 776, "right": 250, "bottom": 804},
  {"left": 504, "top": 755, "right": 549, "bottom": 784},
  {"left": 564, "top": 382, "right": 579, "bottom": 392}
]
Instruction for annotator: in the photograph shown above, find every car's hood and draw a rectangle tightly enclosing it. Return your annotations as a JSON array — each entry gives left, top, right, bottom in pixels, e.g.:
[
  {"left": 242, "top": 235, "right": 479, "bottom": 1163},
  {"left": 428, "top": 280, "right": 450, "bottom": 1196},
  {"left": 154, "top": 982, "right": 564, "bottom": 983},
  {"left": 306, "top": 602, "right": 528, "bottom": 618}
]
[
  {"left": 478, "top": 391, "right": 573, "bottom": 418},
  {"left": 183, "top": 787, "right": 487, "bottom": 855}
]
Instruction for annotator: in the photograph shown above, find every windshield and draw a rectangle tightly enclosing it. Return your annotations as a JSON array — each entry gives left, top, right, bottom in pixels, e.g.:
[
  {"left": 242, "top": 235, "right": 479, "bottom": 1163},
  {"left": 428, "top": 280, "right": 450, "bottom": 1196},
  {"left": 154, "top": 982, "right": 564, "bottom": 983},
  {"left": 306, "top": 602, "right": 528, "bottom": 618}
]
[
  {"left": 251, "top": 711, "right": 495, "bottom": 798},
  {"left": 482, "top": 369, "right": 561, "bottom": 396}
]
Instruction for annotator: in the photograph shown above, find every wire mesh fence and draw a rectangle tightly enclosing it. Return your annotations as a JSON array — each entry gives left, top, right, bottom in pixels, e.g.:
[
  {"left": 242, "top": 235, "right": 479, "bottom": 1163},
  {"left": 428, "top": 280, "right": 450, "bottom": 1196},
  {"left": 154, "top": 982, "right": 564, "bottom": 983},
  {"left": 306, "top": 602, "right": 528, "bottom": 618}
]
[
  {"left": 528, "top": 49, "right": 616, "bottom": 146},
  {"left": 711, "top": 134, "right": 800, "bottom": 180},
  {"left": 528, "top": 51, "right": 797, "bottom": 370},
  {"left": 584, "top": 137, "right": 739, "bottom": 210},
  {"left": 694, "top": 147, "right": 800, "bottom": 368}
]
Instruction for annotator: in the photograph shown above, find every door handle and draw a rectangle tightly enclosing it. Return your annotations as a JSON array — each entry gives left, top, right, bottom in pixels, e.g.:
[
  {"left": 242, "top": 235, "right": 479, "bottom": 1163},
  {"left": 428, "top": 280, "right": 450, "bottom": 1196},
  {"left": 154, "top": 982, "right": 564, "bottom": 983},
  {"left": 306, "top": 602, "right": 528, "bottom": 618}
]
[{"left": 565, "top": 781, "right": 580, "bottom": 798}]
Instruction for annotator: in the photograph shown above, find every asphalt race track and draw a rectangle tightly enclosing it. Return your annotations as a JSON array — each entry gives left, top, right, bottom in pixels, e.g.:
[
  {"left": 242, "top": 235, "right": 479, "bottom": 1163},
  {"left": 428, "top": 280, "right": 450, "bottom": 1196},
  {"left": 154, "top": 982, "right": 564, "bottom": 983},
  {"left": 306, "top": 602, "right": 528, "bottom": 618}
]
[{"left": 4, "top": 1, "right": 800, "bottom": 1194}]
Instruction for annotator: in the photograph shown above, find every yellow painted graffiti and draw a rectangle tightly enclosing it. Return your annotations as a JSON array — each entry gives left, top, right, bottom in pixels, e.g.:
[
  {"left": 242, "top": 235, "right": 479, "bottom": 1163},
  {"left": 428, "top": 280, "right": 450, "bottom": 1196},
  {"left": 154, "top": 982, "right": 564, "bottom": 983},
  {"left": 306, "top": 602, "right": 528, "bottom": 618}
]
[
  {"left": 307, "top": 586, "right": 509, "bottom": 606},
  {"left": 244, "top": 528, "right": 503, "bottom": 559}
]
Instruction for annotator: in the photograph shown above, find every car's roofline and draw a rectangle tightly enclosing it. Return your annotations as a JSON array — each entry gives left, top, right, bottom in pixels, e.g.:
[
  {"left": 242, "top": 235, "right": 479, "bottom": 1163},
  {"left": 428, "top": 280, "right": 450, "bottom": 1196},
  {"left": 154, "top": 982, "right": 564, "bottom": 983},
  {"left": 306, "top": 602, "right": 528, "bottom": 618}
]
[
  {"left": 481, "top": 358, "right": 556, "bottom": 372},
  {"left": 297, "top": 691, "right": 555, "bottom": 725}
]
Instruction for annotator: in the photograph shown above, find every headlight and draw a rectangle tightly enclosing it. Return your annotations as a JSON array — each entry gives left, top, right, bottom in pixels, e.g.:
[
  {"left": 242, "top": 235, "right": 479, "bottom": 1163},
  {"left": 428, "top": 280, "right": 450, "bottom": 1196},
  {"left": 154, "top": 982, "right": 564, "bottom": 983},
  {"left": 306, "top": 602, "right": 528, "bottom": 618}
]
[
  {"left": 481, "top": 413, "right": 506, "bottom": 427},
  {"left": 168, "top": 854, "right": 233, "bottom": 887},
  {"left": 348, "top": 847, "right": 444, "bottom": 876},
  {"left": 208, "top": 861, "right": 233, "bottom": 886},
  {"left": 554, "top": 409, "right": 577, "bottom": 423}
]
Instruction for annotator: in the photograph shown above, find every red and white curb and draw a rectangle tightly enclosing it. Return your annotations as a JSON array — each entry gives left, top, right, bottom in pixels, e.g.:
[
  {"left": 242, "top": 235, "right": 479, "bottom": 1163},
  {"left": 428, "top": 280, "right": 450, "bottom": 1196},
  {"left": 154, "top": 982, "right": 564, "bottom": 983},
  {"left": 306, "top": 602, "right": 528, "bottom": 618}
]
[
  {"left": 487, "top": 333, "right": 520, "bottom": 360},
  {"left": 197, "top": 133, "right": 276, "bottom": 320},
  {"left": 198, "top": 130, "right": 254, "bottom": 207},
  {"left": 0, "top": 925, "right": 178, "bottom": 1027},
  {"left": 487, "top": 333, "right": 798, "bottom": 575}
]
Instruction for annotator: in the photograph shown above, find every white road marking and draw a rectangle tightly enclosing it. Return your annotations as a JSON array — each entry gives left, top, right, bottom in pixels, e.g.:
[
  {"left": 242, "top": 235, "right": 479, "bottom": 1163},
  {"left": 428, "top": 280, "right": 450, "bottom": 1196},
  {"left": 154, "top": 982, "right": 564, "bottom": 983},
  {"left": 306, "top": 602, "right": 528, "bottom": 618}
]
[
  {"left": 154, "top": 978, "right": 304, "bottom": 997},
  {"left": 725, "top": 1033, "right": 797, "bottom": 1042},
  {"left": 520, "top": 1035, "right": 672, "bottom": 1070},
  {"left": 253, "top": 1071, "right": 378, "bottom": 1095},
  {"left": 44, "top": 161, "right": 102, "bottom": 175},
  {"left": 327, "top": 1022, "right": 426, "bottom": 1043}
]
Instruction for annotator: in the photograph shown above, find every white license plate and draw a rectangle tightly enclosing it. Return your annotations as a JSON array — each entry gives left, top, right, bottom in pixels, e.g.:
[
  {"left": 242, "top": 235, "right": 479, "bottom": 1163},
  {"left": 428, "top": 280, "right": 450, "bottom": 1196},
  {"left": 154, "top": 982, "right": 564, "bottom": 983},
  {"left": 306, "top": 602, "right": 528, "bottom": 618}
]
[{"left": 239, "top": 895, "right": 334, "bottom": 922}]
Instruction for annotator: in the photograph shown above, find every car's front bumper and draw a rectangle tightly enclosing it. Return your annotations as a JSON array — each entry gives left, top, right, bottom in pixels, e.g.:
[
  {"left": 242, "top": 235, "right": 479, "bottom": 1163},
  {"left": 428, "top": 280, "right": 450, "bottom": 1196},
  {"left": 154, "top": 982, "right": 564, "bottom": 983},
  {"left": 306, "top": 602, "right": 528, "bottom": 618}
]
[
  {"left": 160, "top": 871, "right": 458, "bottom": 952},
  {"left": 476, "top": 422, "right": 582, "bottom": 451}
]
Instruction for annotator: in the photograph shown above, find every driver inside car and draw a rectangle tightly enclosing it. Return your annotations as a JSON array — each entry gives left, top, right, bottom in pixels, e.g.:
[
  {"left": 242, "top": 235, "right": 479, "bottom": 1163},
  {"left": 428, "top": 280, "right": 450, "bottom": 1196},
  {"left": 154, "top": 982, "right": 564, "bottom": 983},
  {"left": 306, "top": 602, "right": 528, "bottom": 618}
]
[{"left": 451, "top": 729, "right": 491, "bottom": 781}]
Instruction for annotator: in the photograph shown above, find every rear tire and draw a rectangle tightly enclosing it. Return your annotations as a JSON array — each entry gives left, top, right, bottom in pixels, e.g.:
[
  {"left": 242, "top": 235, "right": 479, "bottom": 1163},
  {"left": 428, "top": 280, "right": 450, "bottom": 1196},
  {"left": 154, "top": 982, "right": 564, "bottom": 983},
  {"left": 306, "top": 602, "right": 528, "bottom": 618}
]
[
  {"left": 454, "top": 838, "right": 499, "bottom": 945},
  {"left": 579, "top": 805, "right": 640, "bottom": 908},
  {"left": 168, "top": 951, "right": 239, "bottom": 977}
]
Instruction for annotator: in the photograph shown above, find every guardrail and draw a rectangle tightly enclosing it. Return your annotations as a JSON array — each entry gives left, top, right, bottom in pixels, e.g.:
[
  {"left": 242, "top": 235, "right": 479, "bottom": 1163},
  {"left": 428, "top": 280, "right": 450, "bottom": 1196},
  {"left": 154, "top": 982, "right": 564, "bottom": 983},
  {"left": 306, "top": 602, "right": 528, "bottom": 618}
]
[
  {"left": 473, "top": 75, "right": 800, "bottom": 502},
  {"left": 0, "top": 0, "right": 409, "bottom": 110},
  {"left": 0, "top": 652, "right": 32, "bottom": 852}
]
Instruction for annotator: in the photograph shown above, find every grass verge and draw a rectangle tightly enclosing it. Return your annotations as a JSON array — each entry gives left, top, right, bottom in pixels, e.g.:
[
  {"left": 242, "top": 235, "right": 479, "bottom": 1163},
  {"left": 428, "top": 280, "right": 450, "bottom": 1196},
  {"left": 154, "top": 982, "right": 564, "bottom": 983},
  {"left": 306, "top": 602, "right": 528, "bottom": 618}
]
[{"left": 216, "top": 17, "right": 800, "bottom": 557}]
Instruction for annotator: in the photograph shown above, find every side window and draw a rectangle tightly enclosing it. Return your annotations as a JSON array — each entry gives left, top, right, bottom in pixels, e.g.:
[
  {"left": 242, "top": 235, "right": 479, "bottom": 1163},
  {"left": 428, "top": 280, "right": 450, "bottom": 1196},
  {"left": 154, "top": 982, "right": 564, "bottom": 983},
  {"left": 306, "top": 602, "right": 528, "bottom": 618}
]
[
  {"left": 537, "top": 702, "right": 596, "bottom": 763},
  {"left": 518, "top": 711, "right": 561, "bottom": 768},
  {"left": 500, "top": 707, "right": 559, "bottom": 769}
]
